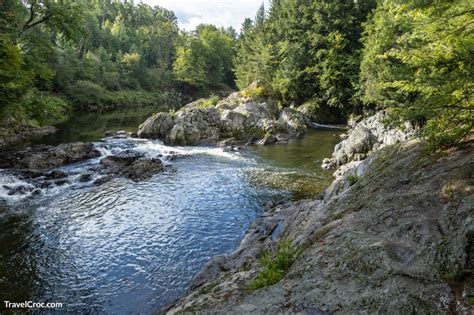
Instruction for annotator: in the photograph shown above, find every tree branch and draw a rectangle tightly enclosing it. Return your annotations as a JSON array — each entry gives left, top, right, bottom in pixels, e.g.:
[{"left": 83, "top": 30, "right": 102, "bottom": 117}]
[
  {"left": 25, "top": 13, "right": 51, "bottom": 31},
  {"left": 21, "top": 1, "right": 52, "bottom": 35}
]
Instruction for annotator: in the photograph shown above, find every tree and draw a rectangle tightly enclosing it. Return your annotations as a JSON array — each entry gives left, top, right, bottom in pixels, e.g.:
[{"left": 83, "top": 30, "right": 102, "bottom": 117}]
[
  {"left": 234, "top": 0, "right": 376, "bottom": 111},
  {"left": 0, "top": 0, "right": 84, "bottom": 122},
  {"left": 360, "top": 0, "right": 474, "bottom": 148},
  {"left": 173, "top": 25, "right": 236, "bottom": 89}
]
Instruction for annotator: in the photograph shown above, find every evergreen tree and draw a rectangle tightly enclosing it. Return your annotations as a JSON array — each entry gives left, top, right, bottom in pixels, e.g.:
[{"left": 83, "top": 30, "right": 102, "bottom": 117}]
[{"left": 361, "top": 0, "right": 474, "bottom": 147}]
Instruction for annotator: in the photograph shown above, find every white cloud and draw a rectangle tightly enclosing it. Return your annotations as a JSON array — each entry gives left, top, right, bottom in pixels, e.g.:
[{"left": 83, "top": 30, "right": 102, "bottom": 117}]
[{"left": 140, "top": 0, "right": 270, "bottom": 32}]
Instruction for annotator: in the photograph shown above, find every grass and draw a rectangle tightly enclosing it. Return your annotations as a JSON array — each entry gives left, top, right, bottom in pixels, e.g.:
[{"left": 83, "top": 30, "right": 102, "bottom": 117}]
[
  {"left": 347, "top": 174, "right": 359, "bottom": 186},
  {"left": 249, "top": 240, "right": 300, "bottom": 290}
]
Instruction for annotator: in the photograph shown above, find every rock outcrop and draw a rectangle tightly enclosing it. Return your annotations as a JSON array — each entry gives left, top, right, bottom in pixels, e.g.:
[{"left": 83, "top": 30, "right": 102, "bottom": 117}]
[
  {"left": 165, "top": 138, "right": 474, "bottom": 314},
  {"left": 322, "top": 111, "right": 416, "bottom": 169},
  {"left": 138, "top": 93, "right": 311, "bottom": 146}
]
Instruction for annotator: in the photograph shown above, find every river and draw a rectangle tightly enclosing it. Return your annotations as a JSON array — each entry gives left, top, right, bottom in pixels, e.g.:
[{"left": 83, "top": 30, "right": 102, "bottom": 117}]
[{"left": 0, "top": 107, "right": 341, "bottom": 314}]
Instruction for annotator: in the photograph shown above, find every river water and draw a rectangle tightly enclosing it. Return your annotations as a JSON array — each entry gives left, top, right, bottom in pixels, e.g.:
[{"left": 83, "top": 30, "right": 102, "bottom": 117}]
[{"left": 0, "top": 108, "right": 341, "bottom": 314}]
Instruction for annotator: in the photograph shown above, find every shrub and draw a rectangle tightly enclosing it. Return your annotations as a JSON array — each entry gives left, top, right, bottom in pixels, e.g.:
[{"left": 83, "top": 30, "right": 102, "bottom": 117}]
[
  {"left": 105, "top": 90, "right": 157, "bottom": 107},
  {"left": 249, "top": 240, "right": 300, "bottom": 290},
  {"left": 196, "top": 94, "right": 220, "bottom": 109},
  {"left": 20, "top": 89, "right": 68, "bottom": 126},
  {"left": 66, "top": 80, "right": 107, "bottom": 108},
  {"left": 241, "top": 84, "right": 266, "bottom": 99}
]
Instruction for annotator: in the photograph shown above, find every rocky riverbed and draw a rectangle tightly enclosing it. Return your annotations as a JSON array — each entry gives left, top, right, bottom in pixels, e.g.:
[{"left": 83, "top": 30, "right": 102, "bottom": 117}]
[
  {"left": 164, "top": 114, "right": 474, "bottom": 314},
  {"left": 0, "top": 134, "right": 171, "bottom": 197}
]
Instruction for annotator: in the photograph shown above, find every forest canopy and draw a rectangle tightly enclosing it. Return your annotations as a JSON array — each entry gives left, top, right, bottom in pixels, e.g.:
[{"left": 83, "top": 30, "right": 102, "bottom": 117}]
[{"left": 0, "top": 0, "right": 472, "bottom": 148}]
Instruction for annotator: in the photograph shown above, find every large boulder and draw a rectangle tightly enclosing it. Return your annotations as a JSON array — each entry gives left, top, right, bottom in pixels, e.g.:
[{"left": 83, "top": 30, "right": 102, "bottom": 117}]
[
  {"left": 138, "top": 105, "right": 222, "bottom": 145},
  {"left": 168, "top": 123, "right": 201, "bottom": 146},
  {"left": 279, "top": 107, "right": 309, "bottom": 134},
  {"left": 323, "top": 111, "right": 416, "bottom": 169},
  {"left": 220, "top": 110, "right": 246, "bottom": 135},
  {"left": 137, "top": 112, "right": 175, "bottom": 139},
  {"left": 216, "top": 92, "right": 241, "bottom": 110},
  {"left": 234, "top": 101, "right": 280, "bottom": 127},
  {"left": 137, "top": 91, "right": 312, "bottom": 146}
]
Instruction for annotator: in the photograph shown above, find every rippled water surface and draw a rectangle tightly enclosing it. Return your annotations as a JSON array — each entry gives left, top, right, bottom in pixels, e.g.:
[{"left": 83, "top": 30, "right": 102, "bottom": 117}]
[{"left": 0, "top": 119, "right": 341, "bottom": 313}]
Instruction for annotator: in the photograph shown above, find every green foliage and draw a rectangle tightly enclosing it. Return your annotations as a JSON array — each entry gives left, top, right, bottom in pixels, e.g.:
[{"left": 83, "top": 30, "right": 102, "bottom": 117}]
[
  {"left": 66, "top": 81, "right": 168, "bottom": 109},
  {"left": 173, "top": 25, "right": 236, "bottom": 89},
  {"left": 235, "top": 0, "right": 376, "bottom": 110},
  {"left": 468, "top": 292, "right": 474, "bottom": 305},
  {"left": 241, "top": 83, "right": 266, "bottom": 99},
  {"left": 20, "top": 90, "right": 68, "bottom": 126},
  {"left": 249, "top": 240, "right": 300, "bottom": 290},
  {"left": 347, "top": 174, "right": 359, "bottom": 186},
  {"left": 360, "top": 0, "right": 474, "bottom": 148},
  {"left": 66, "top": 80, "right": 107, "bottom": 108},
  {"left": 0, "top": 0, "right": 185, "bottom": 127},
  {"left": 104, "top": 90, "right": 160, "bottom": 107},
  {"left": 195, "top": 94, "right": 220, "bottom": 109}
]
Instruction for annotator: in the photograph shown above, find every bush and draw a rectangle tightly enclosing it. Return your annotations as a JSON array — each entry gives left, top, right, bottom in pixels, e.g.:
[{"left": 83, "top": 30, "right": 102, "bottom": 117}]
[
  {"left": 20, "top": 89, "right": 68, "bottom": 126},
  {"left": 104, "top": 90, "right": 158, "bottom": 107},
  {"left": 249, "top": 240, "right": 300, "bottom": 290},
  {"left": 241, "top": 83, "right": 266, "bottom": 99},
  {"left": 66, "top": 80, "right": 107, "bottom": 109},
  {"left": 196, "top": 94, "right": 220, "bottom": 109}
]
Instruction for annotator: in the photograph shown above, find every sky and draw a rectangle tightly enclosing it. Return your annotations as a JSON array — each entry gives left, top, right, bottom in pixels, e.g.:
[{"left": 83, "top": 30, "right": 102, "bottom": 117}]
[{"left": 141, "top": 0, "right": 270, "bottom": 32}]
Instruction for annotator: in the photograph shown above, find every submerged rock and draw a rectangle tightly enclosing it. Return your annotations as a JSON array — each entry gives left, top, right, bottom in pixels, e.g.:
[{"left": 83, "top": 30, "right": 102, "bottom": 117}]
[
  {"left": 216, "top": 138, "right": 246, "bottom": 147},
  {"left": 77, "top": 173, "right": 94, "bottom": 183},
  {"left": 45, "top": 170, "right": 68, "bottom": 180},
  {"left": 125, "top": 158, "right": 164, "bottom": 181},
  {"left": 3, "top": 184, "right": 35, "bottom": 196},
  {"left": 256, "top": 134, "right": 277, "bottom": 146}
]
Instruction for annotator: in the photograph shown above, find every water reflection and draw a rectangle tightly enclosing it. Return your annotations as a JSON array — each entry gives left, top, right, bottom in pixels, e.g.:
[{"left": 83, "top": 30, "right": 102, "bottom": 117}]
[
  {"left": 37, "top": 105, "right": 169, "bottom": 145},
  {"left": 249, "top": 129, "right": 341, "bottom": 199}
]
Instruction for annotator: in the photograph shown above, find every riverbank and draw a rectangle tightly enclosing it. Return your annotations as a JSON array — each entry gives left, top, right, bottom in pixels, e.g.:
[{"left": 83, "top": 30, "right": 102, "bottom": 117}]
[{"left": 165, "top": 116, "right": 474, "bottom": 313}]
